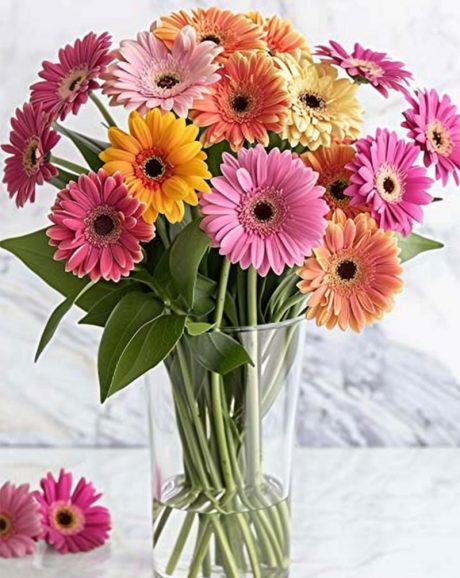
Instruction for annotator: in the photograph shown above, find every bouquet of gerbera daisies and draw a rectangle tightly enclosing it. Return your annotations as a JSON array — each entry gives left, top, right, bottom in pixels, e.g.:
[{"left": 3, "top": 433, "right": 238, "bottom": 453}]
[{"left": 1, "top": 6, "right": 457, "bottom": 577}]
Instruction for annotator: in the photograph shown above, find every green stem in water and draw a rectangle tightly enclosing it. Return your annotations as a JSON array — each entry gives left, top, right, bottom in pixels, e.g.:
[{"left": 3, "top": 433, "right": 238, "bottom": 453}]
[
  {"left": 188, "top": 518, "right": 213, "bottom": 578},
  {"left": 50, "top": 155, "right": 88, "bottom": 175},
  {"left": 165, "top": 511, "right": 195, "bottom": 575},
  {"left": 89, "top": 91, "right": 117, "bottom": 127}
]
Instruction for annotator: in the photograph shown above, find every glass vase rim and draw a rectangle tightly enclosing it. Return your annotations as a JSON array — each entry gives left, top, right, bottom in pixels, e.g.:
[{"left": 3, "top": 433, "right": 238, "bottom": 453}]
[{"left": 221, "top": 315, "right": 304, "bottom": 334}]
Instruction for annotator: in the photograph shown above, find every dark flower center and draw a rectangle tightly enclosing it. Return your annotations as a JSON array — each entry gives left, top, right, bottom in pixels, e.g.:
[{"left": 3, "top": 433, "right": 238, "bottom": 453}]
[
  {"left": 93, "top": 214, "right": 116, "bottom": 237},
  {"left": 383, "top": 177, "right": 395, "bottom": 194},
  {"left": 57, "top": 510, "right": 75, "bottom": 528},
  {"left": 336, "top": 259, "right": 358, "bottom": 281},
  {"left": 156, "top": 74, "right": 180, "bottom": 89},
  {"left": 0, "top": 517, "right": 9, "bottom": 533},
  {"left": 300, "top": 92, "right": 325, "bottom": 109},
  {"left": 432, "top": 130, "right": 443, "bottom": 147},
  {"left": 232, "top": 95, "right": 250, "bottom": 113},
  {"left": 144, "top": 157, "right": 165, "bottom": 179},
  {"left": 200, "top": 33, "right": 221, "bottom": 44},
  {"left": 329, "top": 179, "right": 349, "bottom": 202},
  {"left": 69, "top": 75, "right": 84, "bottom": 92},
  {"left": 253, "top": 201, "right": 275, "bottom": 222}
]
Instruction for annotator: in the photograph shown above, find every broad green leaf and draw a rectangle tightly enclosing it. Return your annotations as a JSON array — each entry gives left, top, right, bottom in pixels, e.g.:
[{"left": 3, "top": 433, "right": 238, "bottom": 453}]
[
  {"left": 109, "top": 314, "right": 186, "bottom": 397},
  {"left": 205, "top": 141, "right": 233, "bottom": 176},
  {"left": 79, "top": 284, "right": 142, "bottom": 327},
  {"left": 0, "top": 229, "right": 114, "bottom": 311},
  {"left": 396, "top": 232, "right": 444, "bottom": 263},
  {"left": 169, "top": 219, "right": 210, "bottom": 309},
  {"left": 35, "top": 282, "right": 94, "bottom": 361},
  {"left": 49, "top": 168, "right": 79, "bottom": 189},
  {"left": 53, "top": 123, "right": 107, "bottom": 170},
  {"left": 188, "top": 331, "right": 252, "bottom": 375},
  {"left": 194, "top": 274, "right": 216, "bottom": 316},
  {"left": 98, "top": 292, "right": 164, "bottom": 401},
  {"left": 185, "top": 320, "right": 215, "bottom": 336}
]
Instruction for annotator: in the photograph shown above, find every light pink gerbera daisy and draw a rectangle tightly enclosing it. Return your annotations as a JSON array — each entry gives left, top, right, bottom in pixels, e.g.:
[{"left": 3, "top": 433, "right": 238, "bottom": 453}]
[
  {"left": 47, "top": 169, "right": 155, "bottom": 282},
  {"left": 200, "top": 145, "right": 328, "bottom": 276},
  {"left": 35, "top": 469, "right": 111, "bottom": 554},
  {"left": 345, "top": 128, "right": 433, "bottom": 236},
  {"left": 102, "top": 26, "right": 221, "bottom": 118},
  {"left": 316, "top": 41, "right": 412, "bottom": 98},
  {"left": 1, "top": 103, "right": 60, "bottom": 207},
  {"left": 402, "top": 89, "right": 460, "bottom": 186},
  {"left": 0, "top": 482, "right": 42, "bottom": 558},
  {"left": 30, "top": 32, "right": 112, "bottom": 121}
]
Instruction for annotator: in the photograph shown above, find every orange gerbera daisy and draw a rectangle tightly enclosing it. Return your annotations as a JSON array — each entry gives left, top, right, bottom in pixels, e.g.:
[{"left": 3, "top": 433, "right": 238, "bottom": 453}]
[
  {"left": 153, "top": 7, "right": 266, "bottom": 62},
  {"left": 297, "top": 211, "right": 403, "bottom": 332},
  {"left": 301, "top": 145, "right": 368, "bottom": 218},
  {"left": 190, "top": 52, "right": 289, "bottom": 151},
  {"left": 99, "top": 109, "right": 211, "bottom": 224},
  {"left": 247, "top": 12, "right": 310, "bottom": 56}
]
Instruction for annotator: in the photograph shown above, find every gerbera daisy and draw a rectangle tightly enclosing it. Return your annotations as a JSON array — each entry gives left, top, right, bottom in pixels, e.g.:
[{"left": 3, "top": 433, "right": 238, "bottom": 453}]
[
  {"left": 297, "top": 211, "right": 403, "bottom": 332},
  {"left": 275, "top": 55, "right": 363, "bottom": 150},
  {"left": 36, "top": 469, "right": 111, "bottom": 554},
  {"left": 1, "top": 103, "right": 60, "bottom": 207},
  {"left": 246, "top": 12, "right": 310, "bottom": 56},
  {"left": 190, "top": 52, "right": 289, "bottom": 151},
  {"left": 345, "top": 129, "right": 433, "bottom": 235},
  {"left": 153, "top": 7, "right": 266, "bottom": 62},
  {"left": 200, "top": 145, "right": 328, "bottom": 276},
  {"left": 402, "top": 89, "right": 460, "bottom": 186},
  {"left": 0, "top": 482, "right": 42, "bottom": 558},
  {"left": 30, "top": 31, "right": 113, "bottom": 121},
  {"left": 316, "top": 41, "right": 412, "bottom": 98},
  {"left": 47, "top": 169, "right": 154, "bottom": 282},
  {"left": 102, "top": 26, "right": 221, "bottom": 118},
  {"left": 301, "top": 145, "right": 367, "bottom": 218},
  {"left": 100, "top": 109, "right": 211, "bottom": 223}
]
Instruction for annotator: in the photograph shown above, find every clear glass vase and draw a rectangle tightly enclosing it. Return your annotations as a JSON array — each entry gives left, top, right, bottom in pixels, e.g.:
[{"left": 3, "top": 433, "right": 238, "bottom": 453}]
[{"left": 146, "top": 317, "right": 305, "bottom": 578}]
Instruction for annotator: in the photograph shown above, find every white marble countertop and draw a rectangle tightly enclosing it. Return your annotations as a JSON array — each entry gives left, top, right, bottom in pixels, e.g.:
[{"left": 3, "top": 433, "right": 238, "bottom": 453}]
[{"left": 1, "top": 448, "right": 459, "bottom": 577}]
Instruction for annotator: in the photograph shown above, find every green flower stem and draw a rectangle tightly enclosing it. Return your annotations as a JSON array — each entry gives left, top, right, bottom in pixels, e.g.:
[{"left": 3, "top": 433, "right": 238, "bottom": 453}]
[
  {"left": 215, "top": 258, "right": 231, "bottom": 327},
  {"left": 155, "top": 217, "right": 170, "bottom": 248},
  {"left": 188, "top": 518, "right": 213, "bottom": 578},
  {"left": 210, "top": 517, "right": 240, "bottom": 578},
  {"left": 211, "top": 372, "right": 236, "bottom": 494},
  {"left": 49, "top": 155, "right": 88, "bottom": 175},
  {"left": 236, "top": 513, "right": 262, "bottom": 578},
  {"left": 154, "top": 506, "right": 172, "bottom": 544},
  {"left": 89, "top": 91, "right": 117, "bottom": 127},
  {"left": 165, "top": 511, "right": 195, "bottom": 575}
]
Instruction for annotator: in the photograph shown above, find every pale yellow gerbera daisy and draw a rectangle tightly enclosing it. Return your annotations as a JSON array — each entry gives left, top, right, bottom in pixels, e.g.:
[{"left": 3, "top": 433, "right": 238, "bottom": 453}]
[{"left": 275, "top": 55, "right": 363, "bottom": 149}]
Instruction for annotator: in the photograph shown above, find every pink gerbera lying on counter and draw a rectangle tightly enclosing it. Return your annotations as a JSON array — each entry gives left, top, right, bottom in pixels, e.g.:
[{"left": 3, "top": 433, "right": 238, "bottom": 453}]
[
  {"left": 35, "top": 469, "right": 111, "bottom": 554},
  {"left": 47, "top": 169, "right": 155, "bottom": 282},
  {"left": 0, "top": 481, "right": 42, "bottom": 558}
]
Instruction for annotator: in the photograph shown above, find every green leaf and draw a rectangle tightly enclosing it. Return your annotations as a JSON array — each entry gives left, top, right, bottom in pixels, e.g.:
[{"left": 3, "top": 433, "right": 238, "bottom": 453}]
[
  {"left": 0, "top": 229, "right": 114, "bottom": 311},
  {"left": 206, "top": 141, "right": 233, "bottom": 176},
  {"left": 188, "top": 331, "right": 252, "bottom": 375},
  {"left": 35, "top": 281, "right": 94, "bottom": 361},
  {"left": 53, "top": 123, "right": 107, "bottom": 170},
  {"left": 98, "top": 292, "right": 164, "bottom": 401},
  {"left": 396, "top": 232, "right": 444, "bottom": 263},
  {"left": 169, "top": 219, "right": 210, "bottom": 309},
  {"left": 79, "top": 284, "right": 142, "bottom": 327},
  {"left": 109, "top": 314, "right": 186, "bottom": 397},
  {"left": 49, "top": 168, "right": 79, "bottom": 189},
  {"left": 185, "top": 320, "right": 215, "bottom": 336},
  {"left": 194, "top": 274, "right": 216, "bottom": 316}
]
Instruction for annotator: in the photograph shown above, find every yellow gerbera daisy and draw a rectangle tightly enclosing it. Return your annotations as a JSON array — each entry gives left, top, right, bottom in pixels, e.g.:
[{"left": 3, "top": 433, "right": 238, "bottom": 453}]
[
  {"left": 275, "top": 55, "right": 363, "bottom": 150},
  {"left": 99, "top": 109, "right": 211, "bottom": 224}
]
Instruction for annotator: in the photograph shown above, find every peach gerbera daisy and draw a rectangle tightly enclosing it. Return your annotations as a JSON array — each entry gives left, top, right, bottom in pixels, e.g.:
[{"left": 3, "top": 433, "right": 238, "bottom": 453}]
[
  {"left": 190, "top": 52, "right": 289, "bottom": 151},
  {"left": 99, "top": 109, "right": 211, "bottom": 224},
  {"left": 153, "top": 7, "right": 266, "bottom": 62},
  {"left": 246, "top": 12, "right": 310, "bottom": 56},
  {"left": 301, "top": 145, "right": 367, "bottom": 218},
  {"left": 297, "top": 211, "right": 403, "bottom": 332}
]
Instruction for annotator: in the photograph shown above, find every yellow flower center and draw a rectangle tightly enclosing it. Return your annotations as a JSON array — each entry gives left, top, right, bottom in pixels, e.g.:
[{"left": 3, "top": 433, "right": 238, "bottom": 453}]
[
  {"left": 375, "top": 165, "right": 403, "bottom": 203},
  {"left": 22, "top": 137, "right": 42, "bottom": 175},
  {"left": 299, "top": 91, "right": 326, "bottom": 111},
  {"left": 329, "top": 255, "right": 364, "bottom": 292},
  {"left": 426, "top": 120, "right": 452, "bottom": 156},
  {"left": 326, "top": 178, "right": 351, "bottom": 208},
  {"left": 51, "top": 503, "right": 84, "bottom": 535},
  {"left": 349, "top": 58, "right": 384, "bottom": 78},
  {"left": 58, "top": 66, "right": 89, "bottom": 98}
]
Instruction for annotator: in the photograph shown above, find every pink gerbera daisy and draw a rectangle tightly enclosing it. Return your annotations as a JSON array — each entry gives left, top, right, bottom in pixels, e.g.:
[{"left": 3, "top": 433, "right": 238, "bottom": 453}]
[
  {"left": 316, "top": 41, "right": 412, "bottom": 98},
  {"left": 30, "top": 32, "right": 112, "bottom": 121},
  {"left": 1, "top": 103, "right": 60, "bottom": 207},
  {"left": 345, "top": 128, "right": 433, "bottom": 236},
  {"left": 200, "top": 145, "right": 328, "bottom": 276},
  {"left": 0, "top": 482, "right": 42, "bottom": 558},
  {"left": 402, "top": 89, "right": 460, "bottom": 186},
  {"left": 47, "top": 169, "right": 155, "bottom": 282},
  {"left": 102, "top": 26, "right": 221, "bottom": 118},
  {"left": 35, "top": 469, "right": 111, "bottom": 554}
]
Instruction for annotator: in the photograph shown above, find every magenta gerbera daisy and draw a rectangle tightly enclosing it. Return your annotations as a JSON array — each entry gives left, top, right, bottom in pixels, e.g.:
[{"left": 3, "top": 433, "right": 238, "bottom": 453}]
[
  {"left": 30, "top": 31, "right": 113, "bottom": 121},
  {"left": 345, "top": 128, "right": 433, "bottom": 236},
  {"left": 402, "top": 88, "right": 460, "bottom": 186},
  {"left": 102, "top": 26, "right": 221, "bottom": 118},
  {"left": 47, "top": 169, "right": 155, "bottom": 282},
  {"left": 35, "top": 469, "right": 111, "bottom": 554},
  {"left": 200, "top": 145, "right": 328, "bottom": 276},
  {"left": 0, "top": 482, "right": 42, "bottom": 558},
  {"left": 316, "top": 41, "right": 412, "bottom": 98},
  {"left": 1, "top": 103, "right": 60, "bottom": 207}
]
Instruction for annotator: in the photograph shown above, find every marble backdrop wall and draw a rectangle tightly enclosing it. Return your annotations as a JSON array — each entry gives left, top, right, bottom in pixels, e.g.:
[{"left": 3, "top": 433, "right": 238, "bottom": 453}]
[{"left": 1, "top": 0, "right": 460, "bottom": 448}]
